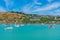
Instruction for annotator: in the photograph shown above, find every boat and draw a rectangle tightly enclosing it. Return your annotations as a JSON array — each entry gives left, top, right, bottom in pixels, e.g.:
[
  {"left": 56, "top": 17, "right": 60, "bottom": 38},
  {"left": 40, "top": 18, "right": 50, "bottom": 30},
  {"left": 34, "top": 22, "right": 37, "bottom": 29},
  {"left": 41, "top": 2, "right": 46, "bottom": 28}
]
[
  {"left": 49, "top": 24, "right": 54, "bottom": 28},
  {"left": 20, "top": 24, "right": 24, "bottom": 26},
  {"left": 5, "top": 27, "right": 13, "bottom": 30},
  {"left": 15, "top": 24, "right": 20, "bottom": 27},
  {"left": 41, "top": 23, "right": 44, "bottom": 25}
]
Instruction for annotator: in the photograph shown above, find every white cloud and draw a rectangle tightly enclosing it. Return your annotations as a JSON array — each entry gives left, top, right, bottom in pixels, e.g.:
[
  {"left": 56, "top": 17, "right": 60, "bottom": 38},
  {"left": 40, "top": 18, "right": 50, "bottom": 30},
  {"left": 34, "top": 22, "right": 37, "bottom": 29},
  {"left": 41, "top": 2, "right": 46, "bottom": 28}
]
[
  {"left": 0, "top": 6, "right": 7, "bottom": 12},
  {"left": 22, "top": 2, "right": 35, "bottom": 13},
  {"left": 33, "top": 9, "right": 60, "bottom": 15},
  {"left": 22, "top": 0, "right": 60, "bottom": 15},
  {"left": 34, "top": 0, "right": 42, "bottom": 5},
  {"left": 4, "top": 0, "right": 14, "bottom": 9},
  {"left": 48, "top": 0, "right": 53, "bottom": 3},
  {"left": 33, "top": 2, "right": 60, "bottom": 12},
  {"left": 54, "top": 9, "right": 60, "bottom": 13},
  {"left": 53, "top": 9, "right": 60, "bottom": 15},
  {"left": 22, "top": 0, "right": 42, "bottom": 13},
  {"left": 12, "top": 9, "right": 21, "bottom": 12}
]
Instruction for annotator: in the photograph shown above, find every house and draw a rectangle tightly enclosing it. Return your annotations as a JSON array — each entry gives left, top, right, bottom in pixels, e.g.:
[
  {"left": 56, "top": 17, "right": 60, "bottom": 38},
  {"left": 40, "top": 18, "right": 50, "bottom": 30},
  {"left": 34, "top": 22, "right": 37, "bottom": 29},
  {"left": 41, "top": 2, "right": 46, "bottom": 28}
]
[
  {"left": 54, "top": 16, "right": 60, "bottom": 20},
  {"left": 30, "top": 16, "right": 41, "bottom": 21}
]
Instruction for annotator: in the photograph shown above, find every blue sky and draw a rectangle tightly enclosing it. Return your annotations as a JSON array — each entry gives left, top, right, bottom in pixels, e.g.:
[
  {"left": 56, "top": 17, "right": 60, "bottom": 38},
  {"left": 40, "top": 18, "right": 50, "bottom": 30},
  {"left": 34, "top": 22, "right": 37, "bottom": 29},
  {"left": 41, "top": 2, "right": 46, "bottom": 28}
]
[{"left": 0, "top": 0, "right": 60, "bottom": 15}]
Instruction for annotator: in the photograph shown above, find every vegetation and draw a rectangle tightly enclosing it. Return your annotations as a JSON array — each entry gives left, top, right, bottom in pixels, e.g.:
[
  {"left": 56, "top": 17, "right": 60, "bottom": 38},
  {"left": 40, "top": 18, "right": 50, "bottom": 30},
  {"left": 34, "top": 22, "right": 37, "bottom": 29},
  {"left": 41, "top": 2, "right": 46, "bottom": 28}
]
[{"left": 0, "top": 12, "right": 60, "bottom": 24}]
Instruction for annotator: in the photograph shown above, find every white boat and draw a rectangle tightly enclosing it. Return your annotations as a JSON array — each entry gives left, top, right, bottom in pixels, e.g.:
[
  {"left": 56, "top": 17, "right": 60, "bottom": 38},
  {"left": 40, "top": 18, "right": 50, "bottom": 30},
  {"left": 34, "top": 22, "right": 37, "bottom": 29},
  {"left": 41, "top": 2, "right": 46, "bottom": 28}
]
[
  {"left": 41, "top": 23, "right": 44, "bottom": 25},
  {"left": 5, "top": 27, "right": 13, "bottom": 30},
  {"left": 15, "top": 24, "right": 20, "bottom": 27},
  {"left": 20, "top": 24, "right": 24, "bottom": 26}
]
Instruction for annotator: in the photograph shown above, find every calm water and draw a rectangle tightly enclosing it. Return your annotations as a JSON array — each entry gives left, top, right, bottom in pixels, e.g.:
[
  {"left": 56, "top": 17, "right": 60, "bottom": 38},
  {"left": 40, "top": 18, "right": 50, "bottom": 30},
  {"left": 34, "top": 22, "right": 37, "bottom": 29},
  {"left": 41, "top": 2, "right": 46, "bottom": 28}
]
[{"left": 0, "top": 24, "right": 60, "bottom": 40}]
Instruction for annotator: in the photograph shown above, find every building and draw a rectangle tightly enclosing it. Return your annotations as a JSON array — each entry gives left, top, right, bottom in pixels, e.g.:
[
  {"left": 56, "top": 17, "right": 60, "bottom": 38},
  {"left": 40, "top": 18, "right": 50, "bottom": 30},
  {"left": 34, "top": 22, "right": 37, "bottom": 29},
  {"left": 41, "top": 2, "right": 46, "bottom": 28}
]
[
  {"left": 30, "top": 16, "right": 41, "bottom": 21},
  {"left": 54, "top": 16, "right": 60, "bottom": 20}
]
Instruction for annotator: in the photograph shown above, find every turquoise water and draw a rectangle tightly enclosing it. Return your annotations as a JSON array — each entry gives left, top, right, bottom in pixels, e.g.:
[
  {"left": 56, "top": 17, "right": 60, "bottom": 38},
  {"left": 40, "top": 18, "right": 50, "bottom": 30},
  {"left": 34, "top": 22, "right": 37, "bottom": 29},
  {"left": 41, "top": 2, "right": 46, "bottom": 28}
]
[{"left": 0, "top": 24, "right": 60, "bottom": 40}]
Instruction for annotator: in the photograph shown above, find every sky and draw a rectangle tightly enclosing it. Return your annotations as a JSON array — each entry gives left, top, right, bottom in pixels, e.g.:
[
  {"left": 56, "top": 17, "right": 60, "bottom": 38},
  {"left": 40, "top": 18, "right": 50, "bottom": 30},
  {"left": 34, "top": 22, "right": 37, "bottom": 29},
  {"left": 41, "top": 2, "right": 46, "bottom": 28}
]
[{"left": 0, "top": 0, "right": 60, "bottom": 15}]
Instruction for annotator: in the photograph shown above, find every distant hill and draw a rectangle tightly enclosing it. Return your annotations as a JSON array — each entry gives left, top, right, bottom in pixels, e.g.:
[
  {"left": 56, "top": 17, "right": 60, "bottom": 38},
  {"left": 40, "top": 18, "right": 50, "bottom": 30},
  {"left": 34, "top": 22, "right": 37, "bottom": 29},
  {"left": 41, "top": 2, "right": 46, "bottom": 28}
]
[{"left": 0, "top": 12, "right": 60, "bottom": 24}]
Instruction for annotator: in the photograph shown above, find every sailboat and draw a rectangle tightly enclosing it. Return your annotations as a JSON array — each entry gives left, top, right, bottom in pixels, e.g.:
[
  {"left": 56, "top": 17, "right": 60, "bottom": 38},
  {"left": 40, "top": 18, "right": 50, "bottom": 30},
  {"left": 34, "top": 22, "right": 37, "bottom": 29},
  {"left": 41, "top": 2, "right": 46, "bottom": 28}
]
[{"left": 49, "top": 21, "right": 55, "bottom": 28}]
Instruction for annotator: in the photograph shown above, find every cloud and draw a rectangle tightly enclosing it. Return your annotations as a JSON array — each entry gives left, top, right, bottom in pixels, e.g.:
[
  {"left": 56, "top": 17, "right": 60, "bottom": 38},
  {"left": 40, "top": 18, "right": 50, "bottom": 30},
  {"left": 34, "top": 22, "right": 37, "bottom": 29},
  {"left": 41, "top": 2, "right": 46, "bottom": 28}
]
[
  {"left": 54, "top": 9, "right": 60, "bottom": 13},
  {"left": 0, "top": 6, "right": 7, "bottom": 12},
  {"left": 53, "top": 9, "right": 60, "bottom": 15},
  {"left": 34, "top": 0, "right": 42, "bottom": 5},
  {"left": 33, "top": 8, "right": 60, "bottom": 15},
  {"left": 22, "top": 0, "right": 42, "bottom": 13},
  {"left": 33, "top": 2, "right": 60, "bottom": 12},
  {"left": 21, "top": 0, "right": 60, "bottom": 15},
  {"left": 4, "top": 0, "right": 14, "bottom": 10},
  {"left": 22, "top": 3, "right": 34, "bottom": 13},
  {"left": 48, "top": 0, "right": 53, "bottom": 3},
  {"left": 12, "top": 9, "right": 21, "bottom": 12}
]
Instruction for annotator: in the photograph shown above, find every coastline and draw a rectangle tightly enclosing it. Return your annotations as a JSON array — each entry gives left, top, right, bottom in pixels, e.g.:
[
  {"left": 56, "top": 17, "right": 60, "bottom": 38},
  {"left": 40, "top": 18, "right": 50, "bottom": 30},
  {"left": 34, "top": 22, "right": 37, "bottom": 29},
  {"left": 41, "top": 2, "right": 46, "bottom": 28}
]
[{"left": 0, "top": 12, "right": 60, "bottom": 24}]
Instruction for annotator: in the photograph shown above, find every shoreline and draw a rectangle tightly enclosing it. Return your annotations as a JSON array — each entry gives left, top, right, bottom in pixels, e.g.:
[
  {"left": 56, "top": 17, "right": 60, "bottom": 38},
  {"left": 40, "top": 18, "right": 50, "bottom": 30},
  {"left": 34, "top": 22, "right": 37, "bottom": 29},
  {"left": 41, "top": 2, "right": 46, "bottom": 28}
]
[
  {"left": 0, "top": 23, "right": 60, "bottom": 24},
  {"left": 0, "top": 12, "right": 60, "bottom": 24}
]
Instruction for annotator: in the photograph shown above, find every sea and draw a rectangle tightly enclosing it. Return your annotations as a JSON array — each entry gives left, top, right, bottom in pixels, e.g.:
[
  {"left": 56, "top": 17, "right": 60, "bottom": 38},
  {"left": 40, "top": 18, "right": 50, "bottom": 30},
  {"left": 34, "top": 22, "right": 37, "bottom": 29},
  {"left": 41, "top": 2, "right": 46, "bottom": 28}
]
[{"left": 0, "top": 24, "right": 60, "bottom": 40}]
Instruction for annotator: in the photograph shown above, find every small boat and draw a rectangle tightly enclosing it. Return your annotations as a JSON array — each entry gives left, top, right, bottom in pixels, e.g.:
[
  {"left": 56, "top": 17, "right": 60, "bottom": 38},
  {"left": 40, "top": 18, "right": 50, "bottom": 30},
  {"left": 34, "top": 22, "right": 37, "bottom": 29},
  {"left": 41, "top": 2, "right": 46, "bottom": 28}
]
[
  {"left": 15, "top": 24, "right": 19, "bottom": 27},
  {"left": 41, "top": 23, "right": 44, "bottom": 25},
  {"left": 20, "top": 24, "right": 24, "bottom": 26},
  {"left": 5, "top": 27, "right": 13, "bottom": 30},
  {"left": 49, "top": 24, "right": 54, "bottom": 28}
]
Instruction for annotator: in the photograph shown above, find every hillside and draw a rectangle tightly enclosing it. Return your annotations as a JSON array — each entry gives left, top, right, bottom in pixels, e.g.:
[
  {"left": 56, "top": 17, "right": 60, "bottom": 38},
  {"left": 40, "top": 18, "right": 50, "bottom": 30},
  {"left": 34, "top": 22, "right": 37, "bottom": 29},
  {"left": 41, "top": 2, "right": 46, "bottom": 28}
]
[
  {"left": 0, "top": 12, "right": 60, "bottom": 24},
  {"left": 0, "top": 12, "right": 26, "bottom": 24}
]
